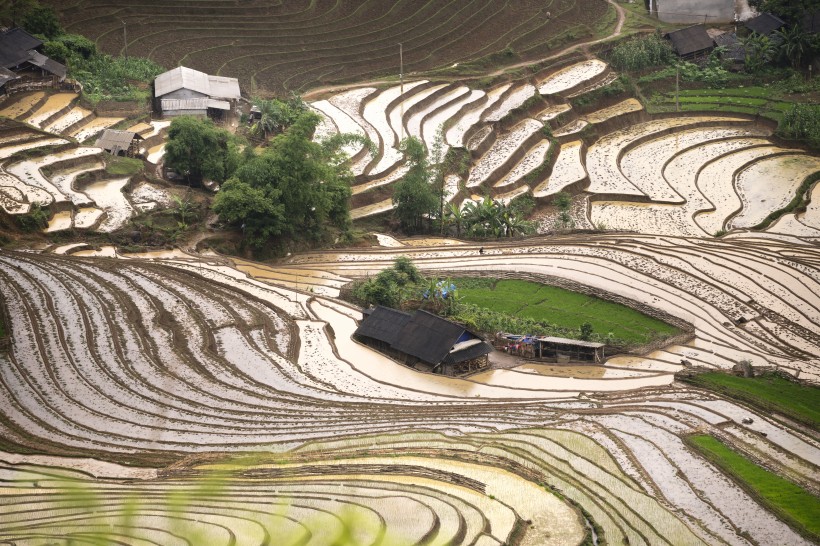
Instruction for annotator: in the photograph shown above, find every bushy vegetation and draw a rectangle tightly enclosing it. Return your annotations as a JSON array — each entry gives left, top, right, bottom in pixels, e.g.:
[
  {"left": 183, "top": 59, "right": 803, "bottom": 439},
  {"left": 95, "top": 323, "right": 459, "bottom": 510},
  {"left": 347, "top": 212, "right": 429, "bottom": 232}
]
[
  {"left": 352, "top": 257, "right": 426, "bottom": 308},
  {"left": 105, "top": 156, "right": 143, "bottom": 176},
  {"left": 248, "top": 94, "right": 309, "bottom": 139},
  {"left": 165, "top": 116, "right": 243, "bottom": 185},
  {"left": 213, "top": 111, "right": 358, "bottom": 249},
  {"left": 70, "top": 54, "right": 164, "bottom": 104},
  {"left": 683, "top": 372, "right": 820, "bottom": 429},
  {"left": 16, "top": 204, "right": 49, "bottom": 232},
  {"left": 6, "top": 1, "right": 164, "bottom": 103},
  {"left": 778, "top": 103, "right": 820, "bottom": 148},
  {"left": 609, "top": 33, "right": 674, "bottom": 71},
  {"left": 688, "top": 434, "right": 820, "bottom": 542},
  {"left": 446, "top": 196, "right": 534, "bottom": 238},
  {"left": 392, "top": 137, "right": 439, "bottom": 233}
]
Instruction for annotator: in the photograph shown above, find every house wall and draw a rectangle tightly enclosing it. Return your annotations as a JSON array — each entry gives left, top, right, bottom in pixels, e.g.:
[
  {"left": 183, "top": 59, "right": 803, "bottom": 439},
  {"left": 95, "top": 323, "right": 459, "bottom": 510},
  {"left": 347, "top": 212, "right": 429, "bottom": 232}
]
[
  {"left": 160, "top": 88, "right": 208, "bottom": 100},
  {"left": 162, "top": 109, "right": 208, "bottom": 117},
  {"left": 653, "top": 0, "right": 735, "bottom": 23}
]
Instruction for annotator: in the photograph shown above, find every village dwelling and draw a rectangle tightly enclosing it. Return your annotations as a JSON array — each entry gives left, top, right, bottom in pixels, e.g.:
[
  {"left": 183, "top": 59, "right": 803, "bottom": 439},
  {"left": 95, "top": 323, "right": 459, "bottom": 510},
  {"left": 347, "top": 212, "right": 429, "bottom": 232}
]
[
  {"left": 744, "top": 12, "right": 786, "bottom": 36},
  {"left": 0, "top": 28, "right": 66, "bottom": 93},
  {"left": 153, "top": 66, "right": 241, "bottom": 119},
  {"left": 354, "top": 306, "right": 493, "bottom": 376},
  {"left": 95, "top": 129, "right": 143, "bottom": 157},
  {"left": 664, "top": 24, "right": 715, "bottom": 60}
]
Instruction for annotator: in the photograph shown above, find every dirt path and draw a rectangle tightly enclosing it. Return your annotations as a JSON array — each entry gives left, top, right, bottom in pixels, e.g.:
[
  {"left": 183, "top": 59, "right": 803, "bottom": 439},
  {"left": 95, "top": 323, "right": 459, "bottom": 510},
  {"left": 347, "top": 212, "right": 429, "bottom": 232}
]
[{"left": 303, "top": 0, "right": 626, "bottom": 101}]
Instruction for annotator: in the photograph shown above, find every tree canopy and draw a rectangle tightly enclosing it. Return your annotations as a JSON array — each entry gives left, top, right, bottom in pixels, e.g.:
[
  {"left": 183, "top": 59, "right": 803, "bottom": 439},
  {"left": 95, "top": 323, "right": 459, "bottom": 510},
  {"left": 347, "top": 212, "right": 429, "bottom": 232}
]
[
  {"left": 392, "top": 137, "right": 438, "bottom": 233},
  {"left": 213, "top": 111, "right": 356, "bottom": 248},
  {"left": 164, "top": 116, "right": 242, "bottom": 185}
]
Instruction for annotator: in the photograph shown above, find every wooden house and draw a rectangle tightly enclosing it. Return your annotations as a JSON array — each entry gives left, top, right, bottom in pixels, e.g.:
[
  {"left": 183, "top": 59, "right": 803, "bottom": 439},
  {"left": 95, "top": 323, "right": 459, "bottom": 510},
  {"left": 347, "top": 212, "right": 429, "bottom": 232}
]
[
  {"left": 153, "top": 66, "right": 241, "bottom": 118},
  {"left": 0, "top": 28, "right": 66, "bottom": 92},
  {"left": 355, "top": 306, "right": 493, "bottom": 376},
  {"left": 664, "top": 25, "right": 715, "bottom": 60}
]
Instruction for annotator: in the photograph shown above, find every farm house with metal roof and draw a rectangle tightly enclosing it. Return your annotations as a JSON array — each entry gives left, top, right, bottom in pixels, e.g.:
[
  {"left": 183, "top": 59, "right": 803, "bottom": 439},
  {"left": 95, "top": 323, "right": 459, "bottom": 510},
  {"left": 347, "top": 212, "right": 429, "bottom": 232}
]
[
  {"left": 153, "top": 66, "right": 241, "bottom": 117},
  {"left": 355, "top": 306, "right": 493, "bottom": 376}
]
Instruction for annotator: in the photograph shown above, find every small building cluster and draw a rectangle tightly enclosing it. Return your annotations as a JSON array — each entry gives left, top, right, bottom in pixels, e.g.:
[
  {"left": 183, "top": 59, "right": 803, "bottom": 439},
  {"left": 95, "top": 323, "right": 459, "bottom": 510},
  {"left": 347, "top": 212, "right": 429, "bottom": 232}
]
[
  {"left": 153, "top": 66, "right": 240, "bottom": 119},
  {"left": 354, "top": 306, "right": 493, "bottom": 376},
  {"left": 0, "top": 28, "right": 67, "bottom": 94}
]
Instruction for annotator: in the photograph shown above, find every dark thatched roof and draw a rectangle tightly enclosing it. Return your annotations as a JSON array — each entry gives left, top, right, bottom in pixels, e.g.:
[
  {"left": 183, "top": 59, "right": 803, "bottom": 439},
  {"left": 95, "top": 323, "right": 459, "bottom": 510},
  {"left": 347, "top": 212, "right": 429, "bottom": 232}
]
[
  {"left": 745, "top": 12, "right": 785, "bottom": 35},
  {"left": 714, "top": 32, "right": 745, "bottom": 61},
  {"left": 354, "top": 306, "right": 411, "bottom": 346},
  {"left": 665, "top": 25, "right": 714, "bottom": 56},
  {"left": 355, "top": 306, "right": 492, "bottom": 365}
]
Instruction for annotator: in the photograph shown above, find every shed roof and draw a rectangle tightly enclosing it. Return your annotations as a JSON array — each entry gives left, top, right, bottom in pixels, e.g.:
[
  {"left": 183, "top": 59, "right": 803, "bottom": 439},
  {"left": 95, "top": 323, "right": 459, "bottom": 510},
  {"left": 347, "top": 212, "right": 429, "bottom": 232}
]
[
  {"left": 155, "top": 66, "right": 241, "bottom": 100},
  {"left": 745, "top": 12, "right": 785, "bottom": 35},
  {"left": 0, "top": 67, "right": 19, "bottom": 87},
  {"left": 95, "top": 129, "right": 142, "bottom": 152},
  {"left": 714, "top": 31, "right": 745, "bottom": 61},
  {"left": 536, "top": 336, "right": 605, "bottom": 349},
  {"left": 207, "top": 75, "right": 241, "bottom": 100},
  {"left": 665, "top": 25, "right": 714, "bottom": 56},
  {"left": 207, "top": 98, "right": 231, "bottom": 110},
  {"left": 27, "top": 51, "right": 66, "bottom": 79},
  {"left": 356, "top": 306, "right": 491, "bottom": 365}
]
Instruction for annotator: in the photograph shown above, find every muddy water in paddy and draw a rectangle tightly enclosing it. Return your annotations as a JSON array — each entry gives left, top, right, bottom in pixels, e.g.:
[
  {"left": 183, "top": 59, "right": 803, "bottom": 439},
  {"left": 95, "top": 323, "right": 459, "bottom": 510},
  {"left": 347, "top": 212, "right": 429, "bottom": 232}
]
[
  {"left": 146, "top": 144, "right": 165, "bottom": 164},
  {"left": 43, "top": 210, "right": 72, "bottom": 232}
]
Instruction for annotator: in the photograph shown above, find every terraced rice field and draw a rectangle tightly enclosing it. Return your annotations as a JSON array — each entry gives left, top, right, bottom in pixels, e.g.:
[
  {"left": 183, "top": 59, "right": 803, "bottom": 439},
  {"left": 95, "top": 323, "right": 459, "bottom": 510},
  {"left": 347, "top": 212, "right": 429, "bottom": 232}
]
[
  {"left": 2, "top": 43, "right": 820, "bottom": 546},
  {"left": 47, "top": 0, "right": 614, "bottom": 95},
  {"left": 1, "top": 229, "right": 819, "bottom": 545}
]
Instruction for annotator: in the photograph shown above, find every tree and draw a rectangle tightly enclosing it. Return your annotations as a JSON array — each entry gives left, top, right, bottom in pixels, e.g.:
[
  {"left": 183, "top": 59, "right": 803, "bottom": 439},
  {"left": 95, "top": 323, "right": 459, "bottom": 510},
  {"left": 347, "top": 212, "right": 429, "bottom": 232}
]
[
  {"left": 20, "top": 3, "right": 62, "bottom": 39},
  {"left": 164, "top": 116, "right": 242, "bottom": 185},
  {"left": 445, "top": 202, "right": 464, "bottom": 237},
  {"left": 250, "top": 94, "right": 308, "bottom": 139},
  {"left": 392, "top": 137, "right": 438, "bottom": 233},
  {"left": 740, "top": 32, "right": 777, "bottom": 73},
  {"left": 776, "top": 25, "right": 810, "bottom": 68},
  {"left": 0, "top": 0, "right": 34, "bottom": 27},
  {"left": 213, "top": 111, "right": 357, "bottom": 248},
  {"left": 580, "top": 322, "right": 593, "bottom": 341}
]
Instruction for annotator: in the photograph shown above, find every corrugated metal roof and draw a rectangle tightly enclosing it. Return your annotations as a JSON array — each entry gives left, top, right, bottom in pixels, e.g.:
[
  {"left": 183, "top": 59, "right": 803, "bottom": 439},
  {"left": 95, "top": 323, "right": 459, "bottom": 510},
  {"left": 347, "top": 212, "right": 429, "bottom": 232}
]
[
  {"left": 95, "top": 129, "right": 141, "bottom": 152},
  {"left": 536, "top": 336, "right": 605, "bottom": 348},
  {"left": 155, "top": 66, "right": 211, "bottom": 97},
  {"left": 207, "top": 98, "right": 231, "bottom": 110},
  {"left": 207, "top": 75, "right": 241, "bottom": 99},
  {"left": 155, "top": 66, "right": 241, "bottom": 100}
]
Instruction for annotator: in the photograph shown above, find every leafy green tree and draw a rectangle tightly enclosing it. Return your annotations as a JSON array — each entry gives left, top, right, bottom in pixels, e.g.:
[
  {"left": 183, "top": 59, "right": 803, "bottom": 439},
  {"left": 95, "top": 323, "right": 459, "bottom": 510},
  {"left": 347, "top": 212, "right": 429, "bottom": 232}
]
[
  {"left": 213, "top": 111, "right": 357, "bottom": 247},
  {"left": 553, "top": 191, "right": 573, "bottom": 229},
  {"left": 20, "top": 3, "right": 61, "bottom": 39},
  {"left": 775, "top": 25, "right": 810, "bottom": 68},
  {"left": 392, "top": 137, "right": 438, "bottom": 233},
  {"left": 445, "top": 202, "right": 464, "bottom": 237},
  {"left": 164, "top": 116, "right": 242, "bottom": 185},
  {"left": 580, "top": 322, "right": 593, "bottom": 341},
  {"left": 462, "top": 197, "right": 503, "bottom": 237},
  {"left": 0, "top": 0, "right": 35, "bottom": 27},
  {"left": 352, "top": 257, "right": 425, "bottom": 308},
  {"left": 16, "top": 204, "right": 49, "bottom": 232},
  {"left": 740, "top": 33, "right": 777, "bottom": 72},
  {"left": 250, "top": 94, "right": 308, "bottom": 139}
]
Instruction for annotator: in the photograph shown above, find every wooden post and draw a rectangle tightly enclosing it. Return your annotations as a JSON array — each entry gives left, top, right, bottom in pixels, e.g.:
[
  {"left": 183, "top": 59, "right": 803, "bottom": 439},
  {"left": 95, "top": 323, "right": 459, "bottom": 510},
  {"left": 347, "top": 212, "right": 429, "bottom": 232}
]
[{"left": 399, "top": 42, "right": 404, "bottom": 141}]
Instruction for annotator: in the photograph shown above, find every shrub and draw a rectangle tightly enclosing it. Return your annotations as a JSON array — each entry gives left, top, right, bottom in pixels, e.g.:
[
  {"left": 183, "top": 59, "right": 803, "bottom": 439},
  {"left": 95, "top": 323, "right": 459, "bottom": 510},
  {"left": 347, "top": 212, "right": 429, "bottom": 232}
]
[
  {"left": 778, "top": 103, "right": 820, "bottom": 148},
  {"left": 17, "top": 204, "right": 49, "bottom": 232},
  {"left": 609, "top": 34, "right": 674, "bottom": 71}
]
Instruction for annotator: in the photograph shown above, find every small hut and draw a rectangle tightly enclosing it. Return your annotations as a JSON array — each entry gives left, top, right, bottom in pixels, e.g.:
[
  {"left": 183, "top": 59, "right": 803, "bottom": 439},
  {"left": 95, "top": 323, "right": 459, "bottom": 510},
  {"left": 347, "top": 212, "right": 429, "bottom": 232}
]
[
  {"left": 665, "top": 25, "right": 715, "bottom": 59},
  {"left": 535, "top": 336, "right": 605, "bottom": 363},
  {"left": 95, "top": 129, "right": 143, "bottom": 157}
]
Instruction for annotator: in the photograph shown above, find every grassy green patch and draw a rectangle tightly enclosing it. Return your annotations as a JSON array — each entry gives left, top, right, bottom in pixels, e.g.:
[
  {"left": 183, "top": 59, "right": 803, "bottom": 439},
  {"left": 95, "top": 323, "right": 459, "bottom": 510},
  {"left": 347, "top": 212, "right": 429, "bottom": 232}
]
[
  {"left": 683, "top": 372, "right": 820, "bottom": 429},
  {"left": 105, "top": 156, "right": 143, "bottom": 176},
  {"left": 453, "top": 278, "right": 679, "bottom": 344},
  {"left": 687, "top": 434, "right": 820, "bottom": 542}
]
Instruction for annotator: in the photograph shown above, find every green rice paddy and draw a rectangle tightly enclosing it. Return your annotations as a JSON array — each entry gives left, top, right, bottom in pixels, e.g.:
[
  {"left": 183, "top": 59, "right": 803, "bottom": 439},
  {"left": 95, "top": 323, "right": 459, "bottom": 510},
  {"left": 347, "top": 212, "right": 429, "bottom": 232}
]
[
  {"left": 684, "top": 372, "right": 820, "bottom": 429},
  {"left": 688, "top": 434, "right": 820, "bottom": 542},
  {"left": 453, "top": 278, "right": 679, "bottom": 344}
]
